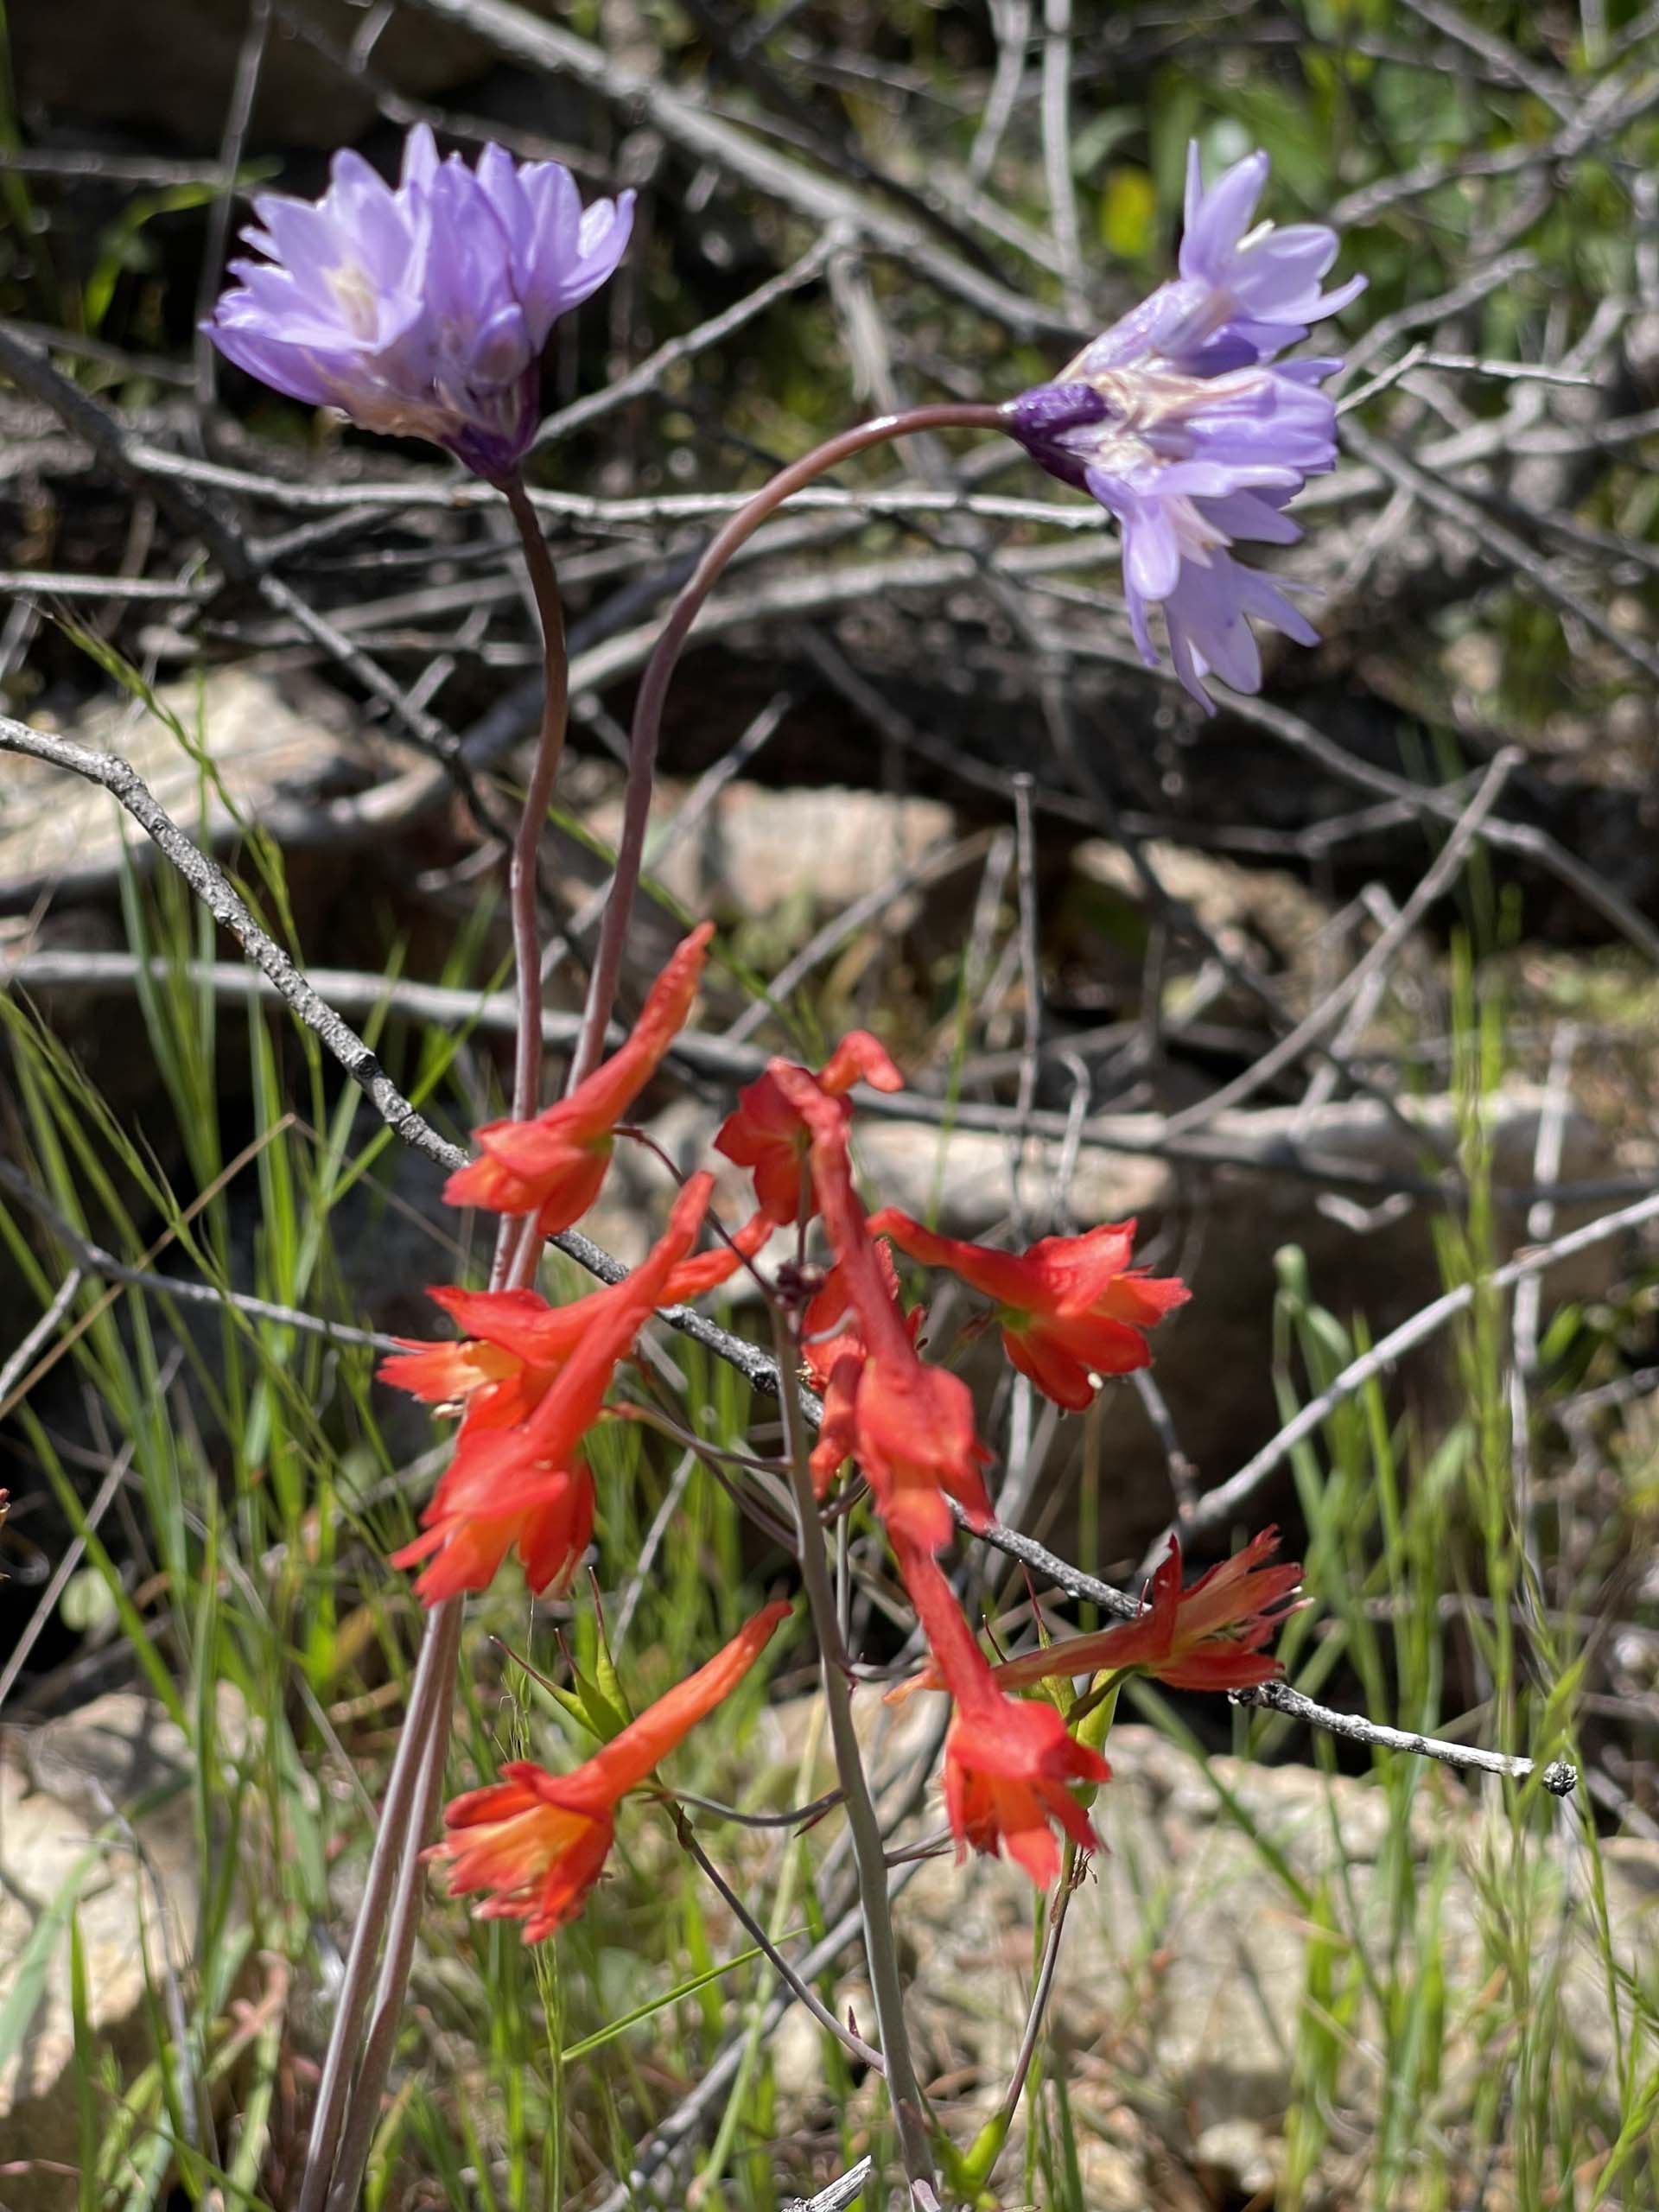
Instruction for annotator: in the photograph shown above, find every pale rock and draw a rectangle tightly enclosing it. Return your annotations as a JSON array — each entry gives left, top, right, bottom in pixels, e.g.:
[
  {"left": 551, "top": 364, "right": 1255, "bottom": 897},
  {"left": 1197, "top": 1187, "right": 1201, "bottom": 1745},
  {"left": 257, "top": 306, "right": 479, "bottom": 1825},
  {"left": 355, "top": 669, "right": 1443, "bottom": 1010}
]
[
  {"left": 1071, "top": 837, "right": 1332, "bottom": 985},
  {"left": 1195, "top": 2118, "right": 1280, "bottom": 2196},
  {"left": 878, "top": 1722, "right": 1659, "bottom": 2202},
  {"left": 582, "top": 780, "right": 957, "bottom": 921},
  {"left": 0, "top": 666, "right": 421, "bottom": 909},
  {"left": 0, "top": 1691, "right": 250, "bottom": 2212},
  {"left": 1073, "top": 2134, "right": 1152, "bottom": 2211}
]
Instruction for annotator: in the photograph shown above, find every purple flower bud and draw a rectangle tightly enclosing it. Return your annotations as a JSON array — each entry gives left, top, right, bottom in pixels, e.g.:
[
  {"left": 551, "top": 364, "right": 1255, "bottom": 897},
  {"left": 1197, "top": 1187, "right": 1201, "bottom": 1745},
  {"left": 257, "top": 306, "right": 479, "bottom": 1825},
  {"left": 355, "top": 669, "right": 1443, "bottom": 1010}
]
[
  {"left": 204, "top": 125, "right": 634, "bottom": 480},
  {"left": 1005, "top": 142, "right": 1363, "bottom": 711}
]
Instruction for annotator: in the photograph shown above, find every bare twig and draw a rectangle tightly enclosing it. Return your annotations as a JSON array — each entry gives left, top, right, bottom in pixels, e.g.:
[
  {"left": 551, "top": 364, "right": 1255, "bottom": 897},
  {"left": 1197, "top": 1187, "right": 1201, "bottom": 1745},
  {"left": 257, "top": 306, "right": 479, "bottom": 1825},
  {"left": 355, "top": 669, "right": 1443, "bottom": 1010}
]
[
  {"left": 1039, "top": 0, "right": 1087, "bottom": 316},
  {"left": 193, "top": 0, "right": 272, "bottom": 416},
  {"left": 0, "top": 1158, "right": 399, "bottom": 1353},
  {"left": 0, "top": 1268, "right": 85, "bottom": 1409},
  {"left": 782, "top": 2161, "right": 875, "bottom": 2212},
  {"left": 1173, "top": 1181, "right": 1659, "bottom": 1550},
  {"left": 11, "top": 950, "right": 1643, "bottom": 1210},
  {"left": 1163, "top": 747, "right": 1520, "bottom": 1132},
  {"left": 403, "top": 0, "right": 1076, "bottom": 340},
  {"left": 674, "top": 1816, "right": 886, "bottom": 2074},
  {"left": 1232, "top": 1678, "right": 1579, "bottom": 1794}
]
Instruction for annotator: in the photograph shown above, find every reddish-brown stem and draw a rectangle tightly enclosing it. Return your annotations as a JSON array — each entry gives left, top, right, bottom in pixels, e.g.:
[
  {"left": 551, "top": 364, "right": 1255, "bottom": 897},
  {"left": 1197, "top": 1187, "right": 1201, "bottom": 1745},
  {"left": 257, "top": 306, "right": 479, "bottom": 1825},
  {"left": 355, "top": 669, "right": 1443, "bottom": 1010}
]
[
  {"left": 567, "top": 403, "right": 1007, "bottom": 1089},
  {"left": 499, "top": 472, "right": 571, "bottom": 1290},
  {"left": 498, "top": 474, "right": 570, "bottom": 1127},
  {"left": 298, "top": 470, "right": 569, "bottom": 2212},
  {"left": 293, "top": 1591, "right": 461, "bottom": 2212}
]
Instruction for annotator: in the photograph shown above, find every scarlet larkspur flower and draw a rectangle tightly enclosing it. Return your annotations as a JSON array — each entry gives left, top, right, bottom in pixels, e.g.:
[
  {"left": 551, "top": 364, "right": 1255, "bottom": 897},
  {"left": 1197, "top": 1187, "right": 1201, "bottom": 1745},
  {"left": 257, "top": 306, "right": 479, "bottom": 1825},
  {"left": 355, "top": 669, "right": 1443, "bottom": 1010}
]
[
  {"left": 982, "top": 1529, "right": 1302, "bottom": 1695},
  {"left": 391, "top": 1459, "right": 597, "bottom": 1609},
  {"left": 435, "top": 1600, "right": 790, "bottom": 1939},
  {"left": 445, "top": 924, "right": 713, "bottom": 1235},
  {"left": 391, "top": 1174, "right": 715, "bottom": 1601},
  {"left": 798, "top": 1243, "right": 920, "bottom": 1496},
  {"left": 899, "top": 1541, "right": 1108, "bottom": 1886},
  {"left": 1003, "top": 143, "right": 1362, "bottom": 711},
  {"left": 381, "top": 1208, "right": 769, "bottom": 1428},
  {"left": 867, "top": 1211, "right": 1188, "bottom": 1413},
  {"left": 772, "top": 1065, "right": 992, "bottom": 1551},
  {"left": 715, "top": 1032, "right": 903, "bottom": 1227},
  {"left": 204, "top": 124, "right": 632, "bottom": 480}
]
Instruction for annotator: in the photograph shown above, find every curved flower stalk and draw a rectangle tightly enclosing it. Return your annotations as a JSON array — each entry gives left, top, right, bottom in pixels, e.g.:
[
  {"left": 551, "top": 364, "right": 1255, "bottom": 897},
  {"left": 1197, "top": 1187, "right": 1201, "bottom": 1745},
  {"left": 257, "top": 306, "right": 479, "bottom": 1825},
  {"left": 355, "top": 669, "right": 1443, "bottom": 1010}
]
[
  {"left": 1003, "top": 142, "right": 1363, "bottom": 709},
  {"left": 899, "top": 1541, "right": 1109, "bottom": 1885},
  {"left": 436, "top": 1602, "right": 791, "bottom": 1939},
  {"left": 445, "top": 922, "right": 714, "bottom": 1234},
  {"left": 389, "top": 1173, "right": 717, "bottom": 1602},
  {"left": 204, "top": 124, "right": 632, "bottom": 480},
  {"left": 715, "top": 1031, "right": 904, "bottom": 1226},
  {"left": 772, "top": 1061, "right": 993, "bottom": 1552},
  {"left": 868, "top": 1210, "right": 1188, "bottom": 1411}
]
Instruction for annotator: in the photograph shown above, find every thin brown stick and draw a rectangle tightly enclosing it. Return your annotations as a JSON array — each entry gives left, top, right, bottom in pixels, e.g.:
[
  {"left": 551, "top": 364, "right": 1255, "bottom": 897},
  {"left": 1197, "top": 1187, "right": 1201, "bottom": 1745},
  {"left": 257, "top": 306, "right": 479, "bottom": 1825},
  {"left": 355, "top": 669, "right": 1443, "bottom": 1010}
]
[{"left": 673, "top": 1815, "right": 887, "bottom": 2074}]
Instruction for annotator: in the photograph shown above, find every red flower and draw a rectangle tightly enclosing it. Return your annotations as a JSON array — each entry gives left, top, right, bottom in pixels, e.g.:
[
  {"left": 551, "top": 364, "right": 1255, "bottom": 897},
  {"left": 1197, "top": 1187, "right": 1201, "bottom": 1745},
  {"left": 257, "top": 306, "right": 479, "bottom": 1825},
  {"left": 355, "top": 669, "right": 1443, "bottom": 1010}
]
[
  {"left": 435, "top": 1601, "right": 790, "bottom": 1940},
  {"left": 867, "top": 1211, "right": 1188, "bottom": 1412},
  {"left": 391, "top": 1175, "right": 715, "bottom": 1601},
  {"left": 798, "top": 1244, "right": 919, "bottom": 1497},
  {"left": 945, "top": 1700, "right": 1109, "bottom": 1888},
  {"left": 772, "top": 1064, "right": 992, "bottom": 1553},
  {"left": 381, "top": 1208, "right": 768, "bottom": 1431},
  {"left": 899, "top": 1541, "right": 1108, "bottom": 1886},
  {"left": 715, "top": 1031, "right": 902, "bottom": 1226},
  {"left": 391, "top": 1458, "right": 597, "bottom": 1608},
  {"left": 649, "top": 1205, "right": 772, "bottom": 1299},
  {"left": 445, "top": 922, "right": 714, "bottom": 1234},
  {"left": 851, "top": 1351, "right": 994, "bottom": 1556},
  {"left": 380, "top": 1286, "right": 588, "bottom": 1432},
  {"left": 984, "top": 1529, "right": 1302, "bottom": 1695}
]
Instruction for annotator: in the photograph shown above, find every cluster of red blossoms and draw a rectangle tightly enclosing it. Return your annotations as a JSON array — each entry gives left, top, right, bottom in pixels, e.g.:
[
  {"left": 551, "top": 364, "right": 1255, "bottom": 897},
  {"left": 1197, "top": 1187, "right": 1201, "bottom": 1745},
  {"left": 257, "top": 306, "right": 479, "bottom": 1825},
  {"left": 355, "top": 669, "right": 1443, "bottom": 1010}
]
[{"left": 383, "top": 925, "right": 1300, "bottom": 1934}]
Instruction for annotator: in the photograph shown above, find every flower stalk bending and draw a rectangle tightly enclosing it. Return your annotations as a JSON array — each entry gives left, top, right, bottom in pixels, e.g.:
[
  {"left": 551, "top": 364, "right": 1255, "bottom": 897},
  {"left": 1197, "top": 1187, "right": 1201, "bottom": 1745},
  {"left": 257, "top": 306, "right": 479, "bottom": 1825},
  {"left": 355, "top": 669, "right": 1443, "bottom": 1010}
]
[{"left": 569, "top": 403, "right": 1006, "bottom": 1090}]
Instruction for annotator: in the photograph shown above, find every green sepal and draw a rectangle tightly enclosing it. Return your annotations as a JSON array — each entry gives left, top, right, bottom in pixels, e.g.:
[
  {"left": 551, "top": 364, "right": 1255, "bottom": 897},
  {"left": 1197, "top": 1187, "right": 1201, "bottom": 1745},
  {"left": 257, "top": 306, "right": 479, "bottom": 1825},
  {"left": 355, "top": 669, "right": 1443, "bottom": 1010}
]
[
  {"left": 545, "top": 1659, "right": 629, "bottom": 1746},
  {"left": 936, "top": 2112, "right": 1007, "bottom": 2204}
]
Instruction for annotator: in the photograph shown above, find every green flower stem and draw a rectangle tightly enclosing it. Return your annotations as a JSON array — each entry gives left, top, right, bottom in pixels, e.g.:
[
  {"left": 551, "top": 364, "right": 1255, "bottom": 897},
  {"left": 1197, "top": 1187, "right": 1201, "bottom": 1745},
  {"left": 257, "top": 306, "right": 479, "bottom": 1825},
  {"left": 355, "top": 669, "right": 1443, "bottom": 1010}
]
[{"left": 769, "top": 1305, "right": 937, "bottom": 2196}]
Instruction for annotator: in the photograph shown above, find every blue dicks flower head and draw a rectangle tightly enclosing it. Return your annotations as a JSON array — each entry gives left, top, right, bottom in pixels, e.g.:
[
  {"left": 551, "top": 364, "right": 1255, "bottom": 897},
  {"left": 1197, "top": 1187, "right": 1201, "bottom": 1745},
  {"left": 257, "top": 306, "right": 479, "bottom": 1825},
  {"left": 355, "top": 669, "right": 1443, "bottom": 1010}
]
[
  {"left": 204, "top": 126, "right": 633, "bottom": 480},
  {"left": 1004, "top": 143, "right": 1363, "bottom": 711}
]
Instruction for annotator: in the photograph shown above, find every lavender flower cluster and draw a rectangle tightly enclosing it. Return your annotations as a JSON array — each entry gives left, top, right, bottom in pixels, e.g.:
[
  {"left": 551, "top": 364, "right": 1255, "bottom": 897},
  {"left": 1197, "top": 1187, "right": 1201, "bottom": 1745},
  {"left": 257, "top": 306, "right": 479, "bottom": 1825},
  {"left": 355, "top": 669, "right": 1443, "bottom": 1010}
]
[
  {"left": 207, "top": 130, "right": 1361, "bottom": 707},
  {"left": 206, "top": 124, "right": 632, "bottom": 480},
  {"left": 1006, "top": 145, "right": 1363, "bottom": 707}
]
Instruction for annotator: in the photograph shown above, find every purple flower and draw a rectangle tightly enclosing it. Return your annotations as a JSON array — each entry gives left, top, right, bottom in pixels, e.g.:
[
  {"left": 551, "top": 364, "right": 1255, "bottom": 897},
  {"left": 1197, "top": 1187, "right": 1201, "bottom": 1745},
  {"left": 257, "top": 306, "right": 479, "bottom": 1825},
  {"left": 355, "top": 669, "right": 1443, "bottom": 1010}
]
[
  {"left": 205, "top": 126, "right": 633, "bottom": 480},
  {"left": 1004, "top": 143, "right": 1363, "bottom": 711}
]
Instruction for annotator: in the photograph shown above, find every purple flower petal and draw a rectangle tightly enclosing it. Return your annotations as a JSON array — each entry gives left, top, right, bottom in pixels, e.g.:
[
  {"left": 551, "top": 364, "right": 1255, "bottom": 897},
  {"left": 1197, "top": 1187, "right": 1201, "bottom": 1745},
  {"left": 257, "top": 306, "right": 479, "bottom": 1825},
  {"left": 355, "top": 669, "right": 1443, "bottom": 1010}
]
[
  {"left": 1180, "top": 147, "right": 1268, "bottom": 279},
  {"left": 1002, "top": 139, "right": 1361, "bottom": 709},
  {"left": 203, "top": 124, "right": 633, "bottom": 477}
]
